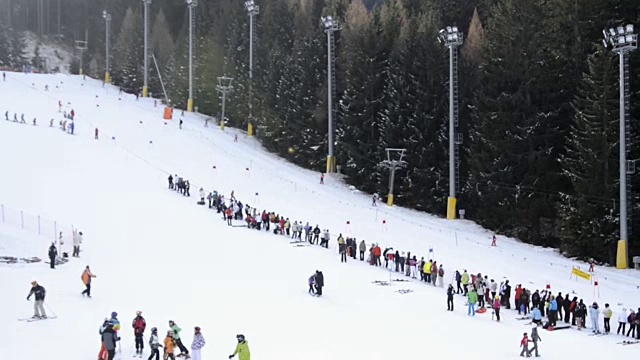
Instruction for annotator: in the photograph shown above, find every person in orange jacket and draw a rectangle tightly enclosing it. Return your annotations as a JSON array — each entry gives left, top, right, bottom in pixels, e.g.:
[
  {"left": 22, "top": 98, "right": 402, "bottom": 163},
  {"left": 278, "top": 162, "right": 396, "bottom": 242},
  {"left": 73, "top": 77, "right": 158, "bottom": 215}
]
[
  {"left": 81, "top": 265, "right": 96, "bottom": 297},
  {"left": 164, "top": 330, "right": 176, "bottom": 360}
]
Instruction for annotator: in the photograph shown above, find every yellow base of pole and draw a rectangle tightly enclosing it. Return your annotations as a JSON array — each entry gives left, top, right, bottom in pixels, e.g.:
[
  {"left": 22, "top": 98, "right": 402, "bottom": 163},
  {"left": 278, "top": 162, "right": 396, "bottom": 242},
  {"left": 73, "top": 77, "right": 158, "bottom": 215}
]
[
  {"left": 616, "top": 239, "right": 628, "bottom": 269},
  {"left": 79, "top": 68, "right": 84, "bottom": 76},
  {"left": 221, "top": 120, "right": 225, "bottom": 131},
  {"left": 105, "top": 71, "right": 111, "bottom": 84},
  {"left": 142, "top": 86, "right": 148, "bottom": 97},
  {"left": 387, "top": 194, "right": 394, "bottom": 207},
  {"left": 187, "top": 98, "right": 194, "bottom": 112},
  {"left": 248, "top": 122, "right": 254, "bottom": 137},
  {"left": 447, "top": 197, "right": 457, "bottom": 220},
  {"left": 326, "top": 156, "right": 336, "bottom": 174}
]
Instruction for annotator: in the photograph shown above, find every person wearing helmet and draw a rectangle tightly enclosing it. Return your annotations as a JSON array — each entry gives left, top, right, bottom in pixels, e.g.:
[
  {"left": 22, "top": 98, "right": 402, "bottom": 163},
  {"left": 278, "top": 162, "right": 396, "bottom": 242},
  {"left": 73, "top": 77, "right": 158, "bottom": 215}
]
[
  {"left": 102, "top": 321, "right": 120, "bottom": 360},
  {"left": 492, "top": 295, "right": 501, "bottom": 322},
  {"left": 228, "top": 334, "right": 250, "bottom": 360},
  {"left": 132, "top": 311, "right": 147, "bottom": 355},
  {"left": 164, "top": 330, "right": 176, "bottom": 360},
  {"left": 110, "top": 312, "right": 121, "bottom": 333},
  {"left": 168, "top": 320, "right": 189, "bottom": 358},
  {"left": 148, "top": 327, "right": 162, "bottom": 360},
  {"left": 191, "top": 327, "right": 206, "bottom": 360}
]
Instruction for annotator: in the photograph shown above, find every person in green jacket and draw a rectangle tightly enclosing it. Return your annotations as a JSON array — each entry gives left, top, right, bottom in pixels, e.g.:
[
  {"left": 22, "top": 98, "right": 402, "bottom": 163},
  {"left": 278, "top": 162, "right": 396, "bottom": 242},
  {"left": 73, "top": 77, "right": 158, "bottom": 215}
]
[
  {"left": 461, "top": 270, "right": 470, "bottom": 296},
  {"left": 169, "top": 320, "right": 189, "bottom": 358},
  {"left": 229, "top": 334, "right": 250, "bottom": 360},
  {"left": 467, "top": 287, "right": 478, "bottom": 316}
]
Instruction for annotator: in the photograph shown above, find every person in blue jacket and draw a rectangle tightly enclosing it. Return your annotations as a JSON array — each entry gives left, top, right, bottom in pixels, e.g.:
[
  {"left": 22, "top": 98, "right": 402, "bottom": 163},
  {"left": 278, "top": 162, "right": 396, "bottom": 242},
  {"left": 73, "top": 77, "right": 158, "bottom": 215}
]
[
  {"left": 532, "top": 307, "right": 543, "bottom": 325},
  {"left": 548, "top": 296, "right": 559, "bottom": 327}
]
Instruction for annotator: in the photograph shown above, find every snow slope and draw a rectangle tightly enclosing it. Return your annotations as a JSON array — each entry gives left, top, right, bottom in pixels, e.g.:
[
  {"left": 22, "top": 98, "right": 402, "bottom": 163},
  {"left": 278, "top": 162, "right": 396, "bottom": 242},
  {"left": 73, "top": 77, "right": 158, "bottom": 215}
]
[
  {"left": 23, "top": 32, "right": 74, "bottom": 73},
  {"left": 0, "top": 72, "right": 639, "bottom": 360}
]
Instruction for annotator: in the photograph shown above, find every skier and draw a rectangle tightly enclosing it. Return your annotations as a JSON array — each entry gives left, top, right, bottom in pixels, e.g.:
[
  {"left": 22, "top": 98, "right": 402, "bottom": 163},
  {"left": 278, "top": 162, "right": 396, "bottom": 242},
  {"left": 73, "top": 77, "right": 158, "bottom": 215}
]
[
  {"left": 308, "top": 274, "right": 316, "bottom": 295},
  {"left": 198, "top": 188, "right": 205, "bottom": 205},
  {"left": 95, "top": 128, "right": 99, "bottom": 140},
  {"left": 529, "top": 326, "right": 542, "bottom": 357},
  {"left": 164, "top": 330, "right": 177, "bottom": 360},
  {"left": 179, "top": 119, "right": 183, "bottom": 129},
  {"left": 133, "top": 311, "right": 147, "bottom": 355},
  {"left": 48, "top": 242, "right": 58, "bottom": 269},
  {"left": 169, "top": 320, "right": 189, "bottom": 358},
  {"left": 455, "top": 270, "right": 462, "bottom": 293},
  {"left": 372, "top": 194, "right": 377, "bottom": 206},
  {"left": 320, "top": 173, "right": 324, "bottom": 184},
  {"left": 102, "top": 321, "right": 120, "bottom": 360},
  {"left": 81, "top": 265, "right": 96, "bottom": 297},
  {"left": 26, "top": 281, "right": 47, "bottom": 319},
  {"left": 228, "top": 334, "right": 250, "bottom": 360},
  {"left": 2, "top": 72, "right": 5, "bottom": 81},
  {"left": 72, "top": 230, "right": 83, "bottom": 257},
  {"left": 4, "top": 111, "right": 7, "bottom": 120},
  {"left": 437, "top": 265, "right": 445, "bottom": 287},
  {"left": 461, "top": 270, "right": 470, "bottom": 295},
  {"left": 589, "top": 302, "right": 601, "bottom": 334},
  {"left": 446, "top": 284, "right": 454, "bottom": 311},
  {"left": 467, "top": 287, "right": 478, "bottom": 316},
  {"left": 493, "top": 295, "right": 501, "bottom": 322},
  {"left": 314, "top": 270, "right": 324, "bottom": 296},
  {"left": 519, "top": 332, "right": 531, "bottom": 357},
  {"left": 148, "top": 327, "right": 162, "bottom": 360},
  {"left": 359, "top": 240, "right": 366, "bottom": 261},
  {"left": 617, "top": 308, "right": 628, "bottom": 335},
  {"left": 191, "top": 326, "right": 206, "bottom": 360},
  {"left": 603, "top": 303, "right": 612, "bottom": 334},
  {"left": 168, "top": 175, "right": 174, "bottom": 189}
]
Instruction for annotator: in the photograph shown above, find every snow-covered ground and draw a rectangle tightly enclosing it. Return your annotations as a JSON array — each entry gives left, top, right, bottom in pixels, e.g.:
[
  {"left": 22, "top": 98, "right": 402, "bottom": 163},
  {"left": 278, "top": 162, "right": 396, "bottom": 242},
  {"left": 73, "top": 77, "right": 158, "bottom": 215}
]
[{"left": 1, "top": 72, "right": 639, "bottom": 360}]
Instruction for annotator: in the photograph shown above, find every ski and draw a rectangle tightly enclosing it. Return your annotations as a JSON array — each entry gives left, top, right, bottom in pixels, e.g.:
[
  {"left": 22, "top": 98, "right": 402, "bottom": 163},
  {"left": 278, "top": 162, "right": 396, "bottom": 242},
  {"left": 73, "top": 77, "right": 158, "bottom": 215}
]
[
  {"left": 20, "top": 316, "right": 57, "bottom": 322},
  {"left": 516, "top": 317, "right": 532, "bottom": 320},
  {"left": 620, "top": 340, "right": 640, "bottom": 345}
]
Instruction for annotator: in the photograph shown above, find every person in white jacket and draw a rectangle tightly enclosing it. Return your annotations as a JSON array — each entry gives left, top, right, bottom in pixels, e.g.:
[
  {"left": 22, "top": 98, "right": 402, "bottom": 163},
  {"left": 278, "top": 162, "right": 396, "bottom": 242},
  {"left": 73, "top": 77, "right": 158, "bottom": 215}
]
[
  {"left": 72, "top": 229, "right": 83, "bottom": 257},
  {"left": 617, "top": 308, "right": 628, "bottom": 335},
  {"left": 198, "top": 188, "right": 205, "bottom": 203},
  {"left": 191, "top": 327, "right": 206, "bottom": 360},
  {"left": 589, "top": 302, "right": 601, "bottom": 333}
]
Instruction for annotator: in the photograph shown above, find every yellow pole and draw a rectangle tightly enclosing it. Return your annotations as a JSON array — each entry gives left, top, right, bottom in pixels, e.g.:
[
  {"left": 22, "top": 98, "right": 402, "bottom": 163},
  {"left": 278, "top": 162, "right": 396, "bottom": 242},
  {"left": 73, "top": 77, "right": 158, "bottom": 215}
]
[
  {"left": 616, "top": 240, "right": 628, "bottom": 269},
  {"left": 142, "top": 86, "right": 148, "bottom": 97},
  {"left": 387, "top": 194, "right": 394, "bottom": 207},
  {"left": 447, "top": 197, "right": 457, "bottom": 220},
  {"left": 187, "top": 98, "right": 194, "bottom": 112},
  {"left": 248, "top": 122, "right": 254, "bottom": 137},
  {"left": 104, "top": 71, "right": 110, "bottom": 84},
  {"left": 326, "top": 156, "right": 335, "bottom": 174}
]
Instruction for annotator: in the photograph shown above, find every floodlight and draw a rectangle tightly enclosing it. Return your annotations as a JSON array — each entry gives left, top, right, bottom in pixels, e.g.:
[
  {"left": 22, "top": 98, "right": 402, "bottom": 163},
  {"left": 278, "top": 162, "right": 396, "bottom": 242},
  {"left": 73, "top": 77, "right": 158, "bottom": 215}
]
[
  {"left": 452, "top": 26, "right": 458, "bottom": 33},
  {"left": 447, "top": 34, "right": 453, "bottom": 41},
  {"left": 452, "top": 33, "right": 458, "bottom": 41},
  {"left": 602, "top": 39, "right": 609, "bottom": 48},
  {"left": 626, "top": 24, "right": 634, "bottom": 34},
  {"left": 446, "top": 26, "right": 452, "bottom": 33},
  {"left": 617, "top": 26, "right": 625, "bottom": 34},
  {"left": 619, "top": 36, "right": 625, "bottom": 44},
  {"left": 609, "top": 28, "right": 616, "bottom": 36}
]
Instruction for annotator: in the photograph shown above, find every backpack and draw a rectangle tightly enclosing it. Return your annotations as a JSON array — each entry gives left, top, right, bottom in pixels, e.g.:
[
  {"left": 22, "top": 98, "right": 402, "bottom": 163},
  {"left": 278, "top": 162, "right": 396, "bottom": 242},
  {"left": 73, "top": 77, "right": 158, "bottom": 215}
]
[{"left": 438, "top": 268, "right": 444, "bottom": 276}]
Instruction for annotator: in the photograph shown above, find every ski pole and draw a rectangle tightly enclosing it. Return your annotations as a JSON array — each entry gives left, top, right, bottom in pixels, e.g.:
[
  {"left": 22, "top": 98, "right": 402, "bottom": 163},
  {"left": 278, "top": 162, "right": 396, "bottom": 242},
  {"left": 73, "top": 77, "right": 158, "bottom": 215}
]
[{"left": 44, "top": 301, "right": 57, "bottom": 318}]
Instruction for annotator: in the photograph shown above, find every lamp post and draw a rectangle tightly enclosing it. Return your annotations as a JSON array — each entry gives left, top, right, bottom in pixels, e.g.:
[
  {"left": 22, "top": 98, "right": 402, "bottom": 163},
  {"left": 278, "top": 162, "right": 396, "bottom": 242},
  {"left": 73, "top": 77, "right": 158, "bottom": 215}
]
[
  {"left": 603, "top": 23, "right": 638, "bottom": 269},
  {"left": 320, "top": 15, "right": 340, "bottom": 174},
  {"left": 244, "top": 0, "right": 259, "bottom": 137},
  {"left": 438, "top": 26, "right": 463, "bottom": 220},
  {"left": 142, "top": 0, "right": 152, "bottom": 97},
  {"left": 216, "top": 76, "right": 234, "bottom": 131},
  {"left": 102, "top": 11, "right": 111, "bottom": 83},
  {"left": 75, "top": 40, "right": 88, "bottom": 76},
  {"left": 380, "top": 148, "right": 407, "bottom": 206},
  {"left": 186, "top": 0, "right": 197, "bottom": 112}
]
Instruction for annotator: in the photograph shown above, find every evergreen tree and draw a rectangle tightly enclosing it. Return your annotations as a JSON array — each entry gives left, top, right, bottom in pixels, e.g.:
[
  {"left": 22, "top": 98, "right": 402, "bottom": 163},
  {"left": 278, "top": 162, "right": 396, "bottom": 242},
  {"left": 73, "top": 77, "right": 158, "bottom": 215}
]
[
  {"left": 0, "top": 22, "right": 12, "bottom": 68},
  {"left": 150, "top": 9, "right": 174, "bottom": 99},
  {"left": 113, "top": 7, "right": 144, "bottom": 93},
  {"left": 558, "top": 47, "right": 620, "bottom": 263}
]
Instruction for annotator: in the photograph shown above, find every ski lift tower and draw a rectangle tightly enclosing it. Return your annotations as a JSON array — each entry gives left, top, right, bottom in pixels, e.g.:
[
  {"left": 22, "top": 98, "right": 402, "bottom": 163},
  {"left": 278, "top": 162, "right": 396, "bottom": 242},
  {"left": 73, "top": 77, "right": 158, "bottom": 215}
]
[
  {"left": 186, "top": 0, "right": 197, "bottom": 112},
  {"left": 102, "top": 11, "right": 111, "bottom": 83},
  {"left": 74, "top": 39, "right": 88, "bottom": 76},
  {"left": 244, "top": 0, "right": 259, "bottom": 136},
  {"left": 380, "top": 148, "right": 407, "bottom": 207},
  {"left": 142, "top": 0, "right": 152, "bottom": 97},
  {"left": 216, "top": 76, "right": 234, "bottom": 131},
  {"left": 603, "top": 23, "right": 638, "bottom": 269},
  {"left": 438, "top": 25, "right": 463, "bottom": 220}
]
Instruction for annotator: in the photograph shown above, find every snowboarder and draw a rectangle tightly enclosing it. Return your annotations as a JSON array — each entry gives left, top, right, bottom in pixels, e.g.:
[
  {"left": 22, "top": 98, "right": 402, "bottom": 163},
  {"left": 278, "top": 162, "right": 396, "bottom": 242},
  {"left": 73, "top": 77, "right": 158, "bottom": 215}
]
[
  {"left": 26, "top": 281, "right": 47, "bottom": 319},
  {"left": 314, "top": 270, "right": 324, "bottom": 296},
  {"left": 169, "top": 320, "right": 189, "bottom": 358},
  {"left": 81, "top": 265, "right": 96, "bottom": 297},
  {"left": 228, "top": 334, "right": 250, "bottom": 360},
  {"left": 519, "top": 333, "right": 531, "bottom": 357},
  {"left": 191, "top": 327, "right": 206, "bottom": 360},
  {"left": 164, "top": 330, "right": 177, "bottom": 360},
  {"left": 530, "top": 326, "right": 542, "bottom": 357},
  {"left": 102, "top": 321, "right": 120, "bottom": 360},
  {"left": 446, "top": 284, "right": 454, "bottom": 311},
  {"left": 148, "top": 327, "right": 162, "bottom": 360},
  {"left": 133, "top": 311, "right": 147, "bottom": 355},
  {"left": 48, "top": 242, "right": 58, "bottom": 269}
]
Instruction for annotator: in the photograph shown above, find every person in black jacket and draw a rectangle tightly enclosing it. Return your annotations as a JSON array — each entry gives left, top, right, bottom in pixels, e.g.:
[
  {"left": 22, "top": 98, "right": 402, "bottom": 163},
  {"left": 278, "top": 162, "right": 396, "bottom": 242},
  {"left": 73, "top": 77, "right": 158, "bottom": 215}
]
[
  {"left": 168, "top": 175, "right": 174, "bottom": 189},
  {"left": 447, "top": 284, "right": 454, "bottom": 311},
  {"left": 314, "top": 271, "right": 324, "bottom": 296},
  {"left": 102, "top": 322, "right": 120, "bottom": 360},
  {"left": 556, "top": 293, "right": 564, "bottom": 321},
  {"left": 48, "top": 243, "right": 57, "bottom": 269},
  {"left": 27, "top": 281, "right": 47, "bottom": 318}
]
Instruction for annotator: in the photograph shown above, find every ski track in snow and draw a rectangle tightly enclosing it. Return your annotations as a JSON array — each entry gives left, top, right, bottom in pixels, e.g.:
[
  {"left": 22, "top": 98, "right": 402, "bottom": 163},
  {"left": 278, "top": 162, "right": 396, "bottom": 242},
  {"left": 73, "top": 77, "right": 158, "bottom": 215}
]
[{"left": 0, "top": 72, "right": 639, "bottom": 360}]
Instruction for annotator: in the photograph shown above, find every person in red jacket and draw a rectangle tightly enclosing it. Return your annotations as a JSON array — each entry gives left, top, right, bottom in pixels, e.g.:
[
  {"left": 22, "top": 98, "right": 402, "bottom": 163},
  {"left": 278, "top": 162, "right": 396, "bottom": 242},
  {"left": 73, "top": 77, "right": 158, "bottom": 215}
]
[
  {"left": 132, "top": 311, "right": 147, "bottom": 355},
  {"left": 520, "top": 333, "right": 531, "bottom": 357},
  {"left": 515, "top": 285, "right": 523, "bottom": 313}
]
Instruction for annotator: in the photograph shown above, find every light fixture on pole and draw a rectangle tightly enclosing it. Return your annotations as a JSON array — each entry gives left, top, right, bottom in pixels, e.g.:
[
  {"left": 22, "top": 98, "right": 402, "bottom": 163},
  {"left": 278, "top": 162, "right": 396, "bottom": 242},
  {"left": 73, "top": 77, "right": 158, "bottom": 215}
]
[
  {"left": 244, "top": 0, "right": 259, "bottom": 137},
  {"left": 320, "top": 15, "right": 340, "bottom": 174},
  {"left": 102, "top": 10, "right": 111, "bottom": 83},
  {"left": 216, "top": 76, "right": 234, "bottom": 131},
  {"left": 380, "top": 148, "right": 407, "bottom": 206},
  {"left": 186, "top": 0, "right": 197, "bottom": 112},
  {"left": 603, "top": 23, "right": 637, "bottom": 269},
  {"left": 142, "top": 0, "right": 152, "bottom": 97},
  {"left": 438, "top": 25, "right": 463, "bottom": 220}
]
